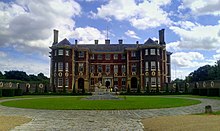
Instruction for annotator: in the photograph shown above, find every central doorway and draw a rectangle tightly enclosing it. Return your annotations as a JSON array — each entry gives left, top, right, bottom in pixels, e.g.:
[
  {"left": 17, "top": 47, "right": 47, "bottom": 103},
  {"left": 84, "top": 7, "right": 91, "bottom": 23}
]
[{"left": 105, "top": 81, "right": 110, "bottom": 88}]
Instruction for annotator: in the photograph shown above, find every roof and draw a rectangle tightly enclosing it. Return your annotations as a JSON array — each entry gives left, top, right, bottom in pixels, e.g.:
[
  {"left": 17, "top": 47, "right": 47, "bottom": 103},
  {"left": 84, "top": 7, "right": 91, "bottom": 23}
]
[{"left": 53, "top": 38, "right": 71, "bottom": 47}]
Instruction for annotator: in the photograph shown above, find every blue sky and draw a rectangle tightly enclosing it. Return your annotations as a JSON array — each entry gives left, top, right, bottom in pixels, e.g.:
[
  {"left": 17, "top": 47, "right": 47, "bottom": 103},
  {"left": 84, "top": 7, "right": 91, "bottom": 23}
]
[{"left": 0, "top": 0, "right": 220, "bottom": 80}]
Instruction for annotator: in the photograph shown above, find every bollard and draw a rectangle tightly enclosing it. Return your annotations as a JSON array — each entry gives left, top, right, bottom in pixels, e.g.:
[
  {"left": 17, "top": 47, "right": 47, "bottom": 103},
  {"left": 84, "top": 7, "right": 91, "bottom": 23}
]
[{"left": 205, "top": 105, "right": 212, "bottom": 114}]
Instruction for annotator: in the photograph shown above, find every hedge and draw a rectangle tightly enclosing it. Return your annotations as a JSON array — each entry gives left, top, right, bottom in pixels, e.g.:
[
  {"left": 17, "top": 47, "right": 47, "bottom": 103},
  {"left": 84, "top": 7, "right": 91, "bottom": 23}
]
[
  {"left": 14, "top": 89, "right": 23, "bottom": 96},
  {"left": 0, "top": 89, "right": 2, "bottom": 97},
  {"left": 2, "top": 89, "right": 15, "bottom": 97}
]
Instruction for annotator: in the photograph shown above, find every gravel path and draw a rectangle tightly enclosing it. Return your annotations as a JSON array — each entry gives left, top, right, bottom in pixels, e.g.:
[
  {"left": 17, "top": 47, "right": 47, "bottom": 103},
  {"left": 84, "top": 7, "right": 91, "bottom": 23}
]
[{"left": 0, "top": 96, "right": 220, "bottom": 130}]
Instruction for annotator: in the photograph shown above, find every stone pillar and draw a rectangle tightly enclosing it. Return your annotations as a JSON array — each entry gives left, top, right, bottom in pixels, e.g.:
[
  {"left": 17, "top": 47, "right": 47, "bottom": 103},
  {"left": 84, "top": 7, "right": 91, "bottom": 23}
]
[{"left": 140, "top": 49, "right": 143, "bottom": 90}]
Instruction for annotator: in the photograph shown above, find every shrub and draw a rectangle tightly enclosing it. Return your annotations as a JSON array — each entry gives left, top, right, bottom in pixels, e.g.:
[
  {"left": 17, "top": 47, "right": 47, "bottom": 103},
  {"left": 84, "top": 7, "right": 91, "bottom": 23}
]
[
  {"left": 0, "top": 89, "right": 2, "bottom": 97},
  {"left": 127, "top": 84, "right": 130, "bottom": 94},
  {"left": 2, "top": 89, "right": 15, "bottom": 97},
  {"left": 14, "top": 89, "right": 23, "bottom": 96}
]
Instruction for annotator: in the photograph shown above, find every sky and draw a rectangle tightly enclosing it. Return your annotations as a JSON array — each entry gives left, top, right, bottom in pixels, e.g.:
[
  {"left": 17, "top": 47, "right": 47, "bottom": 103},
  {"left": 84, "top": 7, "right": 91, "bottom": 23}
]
[{"left": 0, "top": 0, "right": 220, "bottom": 80}]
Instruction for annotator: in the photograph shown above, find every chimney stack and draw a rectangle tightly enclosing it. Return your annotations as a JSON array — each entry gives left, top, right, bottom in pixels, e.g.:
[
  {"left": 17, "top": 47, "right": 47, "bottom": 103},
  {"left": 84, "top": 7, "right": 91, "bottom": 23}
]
[
  {"left": 136, "top": 41, "right": 139, "bottom": 44},
  {"left": 75, "top": 40, "right": 78, "bottom": 45},
  {"left": 118, "top": 39, "right": 123, "bottom": 44},
  {"left": 53, "top": 29, "right": 58, "bottom": 44},
  {"left": 159, "top": 29, "right": 165, "bottom": 45},
  {"left": 105, "top": 39, "right": 110, "bottom": 44},
  {"left": 95, "top": 40, "right": 98, "bottom": 45}
]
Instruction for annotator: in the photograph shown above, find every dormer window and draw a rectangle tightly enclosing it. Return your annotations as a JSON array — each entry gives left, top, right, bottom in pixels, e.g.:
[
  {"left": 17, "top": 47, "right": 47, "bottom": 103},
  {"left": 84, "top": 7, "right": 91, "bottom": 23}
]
[
  {"left": 79, "top": 51, "right": 84, "bottom": 58},
  {"left": 131, "top": 51, "right": 136, "bottom": 57}
]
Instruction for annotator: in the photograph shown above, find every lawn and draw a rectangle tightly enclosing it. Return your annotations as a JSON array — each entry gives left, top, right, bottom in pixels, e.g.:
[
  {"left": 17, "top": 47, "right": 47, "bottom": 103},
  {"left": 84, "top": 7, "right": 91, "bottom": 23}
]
[{"left": 1, "top": 96, "right": 200, "bottom": 110}]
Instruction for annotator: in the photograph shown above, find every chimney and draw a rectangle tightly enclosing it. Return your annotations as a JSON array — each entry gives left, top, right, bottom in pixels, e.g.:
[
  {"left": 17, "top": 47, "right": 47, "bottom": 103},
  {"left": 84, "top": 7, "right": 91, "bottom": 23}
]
[
  {"left": 136, "top": 41, "right": 139, "bottom": 44},
  {"left": 155, "top": 40, "right": 158, "bottom": 44},
  {"left": 118, "top": 39, "right": 123, "bottom": 44},
  {"left": 159, "top": 29, "right": 165, "bottom": 45},
  {"left": 105, "top": 39, "right": 110, "bottom": 44},
  {"left": 75, "top": 40, "right": 78, "bottom": 45},
  {"left": 94, "top": 40, "right": 98, "bottom": 45},
  {"left": 53, "top": 29, "right": 58, "bottom": 44}
]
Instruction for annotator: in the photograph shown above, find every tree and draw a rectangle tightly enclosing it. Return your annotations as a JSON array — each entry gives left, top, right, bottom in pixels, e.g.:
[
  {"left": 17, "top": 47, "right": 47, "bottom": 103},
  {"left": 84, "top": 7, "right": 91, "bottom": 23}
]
[
  {"left": 72, "top": 83, "right": 76, "bottom": 94},
  {"left": 0, "top": 71, "right": 3, "bottom": 79},
  {"left": 4, "top": 70, "right": 29, "bottom": 81}
]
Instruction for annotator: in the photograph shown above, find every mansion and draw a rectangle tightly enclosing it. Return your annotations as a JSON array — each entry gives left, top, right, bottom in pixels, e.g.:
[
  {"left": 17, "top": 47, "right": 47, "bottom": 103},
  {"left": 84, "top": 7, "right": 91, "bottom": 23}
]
[{"left": 49, "top": 29, "right": 171, "bottom": 92}]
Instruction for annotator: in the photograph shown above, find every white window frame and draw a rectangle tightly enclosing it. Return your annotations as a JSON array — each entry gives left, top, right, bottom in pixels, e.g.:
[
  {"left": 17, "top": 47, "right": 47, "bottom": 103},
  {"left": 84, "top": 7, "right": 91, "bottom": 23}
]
[
  {"left": 98, "top": 65, "right": 102, "bottom": 72},
  {"left": 58, "top": 49, "right": 63, "bottom": 56},
  {"left": 122, "top": 54, "right": 126, "bottom": 59},
  {"left": 97, "top": 54, "right": 102, "bottom": 60},
  {"left": 79, "top": 63, "right": 84, "bottom": 72},
  {"left": 90, "top": 65, "right": 94, "bottom": 73},
  {"left": 65, "top": 78, "right": 69, "bottom": 87},
  {"left": 157, "top": 49, "right": 160, "bottom": 55},
  {"left": 90, "top": 54, "right": 94, "bottom": 59},
  {"left": 122, "top": 78, "right": 126, "bottom": 86},
  {"left": 150, "top": 49, "right": 156, "bottom": 55},
  {"left": 106, "top": 65, "right": 110, "bottom": 72},
  {"left": 145, "top": 49, "right": 148, "bottom": 55},
  {"left": 158, "top": 62, "right": 160, "bottom": 71},
  {"left": 65, "top": 50, "right": 70, "bottom": 56},
  {"left": 151, "top": 77, "right": 156, "bottom": 86},
  {"left": 114, "top": 54, "right": 118, "bottom": 60},
  {"left": 131, "top": 51, "right": 136, "bottom": 57},
  {"left": 122, "top": 65, "right": 126, "bottom": 73},
  {"left": 131, "top": 64, "right": 137, "bottom": 72},
  {"left": 79, "top": 51, "right": 84, "bottom": 58},
  {"left": 105, "top": 54, "right": 110, "bottom": 60},
  {"left": 58, "top": 62, "right": 63, "bottom": 71},
  {"left": 54, "top": 62, "right": 57, "bottom": 72},
  {"left": 65, "top": 62, "right": 68, "bottom": 71},
  {"left": 145, "top": 62, "right": 149, "bottom": 71},
  {"left": 114, "top": 65, "right": 118, "bottom": 73},
  {"left": 58, "top": 78, "right": 63, "bottom": 87},
  {"left": 151, "top": 61, "right": 156, "bottom": 70}
]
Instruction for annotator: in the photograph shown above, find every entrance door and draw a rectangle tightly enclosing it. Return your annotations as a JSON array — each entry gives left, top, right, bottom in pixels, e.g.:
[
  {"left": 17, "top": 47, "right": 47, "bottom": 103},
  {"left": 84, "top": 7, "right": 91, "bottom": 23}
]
[
  {"left": 131, "top": 77, "right": 137, "bottom": 89},
  {"left": 105, "top": 81, "right": 110, "bottom": 88},
  {"left": 78, "top": 78, "right": 84, "bottom": 91}
]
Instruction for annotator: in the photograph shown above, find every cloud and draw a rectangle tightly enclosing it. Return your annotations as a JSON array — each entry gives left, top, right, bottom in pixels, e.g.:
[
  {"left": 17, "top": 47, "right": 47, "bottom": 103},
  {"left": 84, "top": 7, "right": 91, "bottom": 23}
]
[
  {"left": 171, "top": 52, "right": 205, "bottom": 68},
  {"left": 166, "top": 41, "right": 180, "bottom": 52},
  {"left": 0, "top": 51, "right": 7, "bottom": 57},
  {"left": 170, "top": 21, "right": 220, "bottom": 50},
  {"left": 0, "top": 0, "right": 81, "bottom": 55},
  {"left": 125, "top": 30, "right": 140, "bottom": 39},
  {"left": 179, "top": 0, "right": 220, "bottom": 16},
  {"left": 91, "top": 0, "right": 171, "bottom": 30},
  {"left": 72, "top": 26, "right": 106, "bottom": 44}
]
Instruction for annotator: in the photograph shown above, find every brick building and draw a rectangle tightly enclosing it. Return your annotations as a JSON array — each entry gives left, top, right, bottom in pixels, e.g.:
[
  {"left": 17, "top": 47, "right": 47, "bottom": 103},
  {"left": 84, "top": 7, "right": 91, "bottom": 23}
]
[{"left": 49, "top": 29, "right": 171, "bottom": 92}]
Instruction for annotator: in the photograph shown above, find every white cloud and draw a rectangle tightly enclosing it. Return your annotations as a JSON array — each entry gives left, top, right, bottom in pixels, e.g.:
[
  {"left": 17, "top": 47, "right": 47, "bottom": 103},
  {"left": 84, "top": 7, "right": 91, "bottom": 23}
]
[
  {"left": 166, "top": 41, "right": 180, "bottom": 52},
  {"left": 179, "top": 0, "right": 220, "bottom": 16},
  {"left": 171, "top": 52, "right": 205, "bottom": 68},
  {"left": 0, "top": 51, "right": 7, "bottom": 57},
  {"left": 125, "top": 30, "right": 140, "bottom": 39},
  {"left": 91, "top": 0, "right": 171, "bottom": 30},
  {"left": 170, "top": 21, "right": 220, "bottom": 50},
  {"left": 72, "top": 26, "right": 106, "bottom": 44},
  {"left": 0, "top": 0, "right": 81, "bottom": 55}
]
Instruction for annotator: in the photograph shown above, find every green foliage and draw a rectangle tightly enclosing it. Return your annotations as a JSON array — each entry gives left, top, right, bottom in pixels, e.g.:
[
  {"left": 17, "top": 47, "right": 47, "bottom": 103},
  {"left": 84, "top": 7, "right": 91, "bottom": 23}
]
[
  {"left": 186, "top": 61, "right": 220, "bottom": 82},
  {"left": 2, "top": 89, "right": 15, "bottom": 97},
  {"left": 82, "top": 87, "right": 85, "bottom": 94},
  {"left": 4, "top": 71, "right": 29, "bottom": 81},
  {"left": 14, "top": 89, "right": 23, "bottom": 96},
  {"left": 0, "top": 89, "right": 2, "bottom": 97},
  {"left": 1, "top": 96, "right": 200, "bottom": 110},
  {"left": 44, "top": 85, "right": 48, "bottom": 93},
  {"left": 137, "top": 84, "right": 141, "bottom": 93},
  {"left": 35, "top": 84, "right": 38, "bottom": 93}
]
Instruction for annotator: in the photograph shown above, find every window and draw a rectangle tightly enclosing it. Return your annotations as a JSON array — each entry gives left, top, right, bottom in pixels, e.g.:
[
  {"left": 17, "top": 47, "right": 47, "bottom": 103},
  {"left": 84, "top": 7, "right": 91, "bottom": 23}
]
[
  {"left": 58, "top": 78, "right": 63, "bottom": 87},
  {"left": 157, "top": 49, "right": 160, "bottom": 55},
  {"left": 145, "top": 62, "right": 149, "bottom": 71},
  {"left": 145, "top": 49, "right": 148, "bottom": 55},
  {"left": 98, "top": 54, "right": 102, "bottom": 60},
  {"left": 54, "top": 63, "right": 57, "bottom": 72},
  {"left": 132, "top": 64, "right": 137, "bottom": 72},
  {"left": 114, "top": 78, "right": 118, "bottom": 86},
  {"left": 114, "top": 54, "right": 118, "bottom": 59},
  {"left": 158, "top": 62, "right": 160, "bottom": 70},
  {"left": 98, "top": 77, "right": 102, "bottom": 83},
  {"left": 58, "top": 49, "right": 63, "bottom": 55},
  {"left": 58, "top": 62, "right": 63, "bottom": 71},
  {"left": 65, "top": 78, "right": 69, "bottom": 87},
  {"left": 151, "top": 77, "right": 156, "bottom": 86},
  {"left": 91, "top": 78, "right": 94, "bottom": 85},
  {"left": 65, "top": 62, "right": 68, "bottom": 71},
  {"left": 150, "top": 49, "right": 156, "bottom": 55},
  {"left": 98, "top": 65, "right": 102, "bottom": 72},
  {"left": 65, "top": 50, "right": 70, "bottom": 56},
  {"left": 105, "top": 54, "right": 110, "bottom": 60},
  {"left": 145, "top": 77, "right": 149, "bottom": 86},
  {"left": 54, "top": 78, "right": 57, "bottom": 86},
  {"left": 122, "top": 65, "right": 126, "bottom": 73},
  {"left": 106, "top": 65, "right": 110, "bottom": 72},
  {"left": 122, "top": 54, "right": 126, "bottom": 59},
  {"left": 90, "top": 54, "right": 94, "bottom": 59},
  {"left": 114, "top": 65, "right": 118, "bottom": 73},
  {"left": 79, "top": 63, "right": 84, "bottom": 72},
  {"left": 158, "top": 77, "right": 160, "bottom": 85},
  {"left": 131, "top": 51, "right": 136, "bottom": 57},
  {"left": 90, "top": 65, "right": 94, "bottom": 73},
  {"left": 54, "top": 50, "right": 57, "bottom": 56},
  {"left": 79, "top": 51, "right": 84, "bottom": 58},
  {"left": 122, "top": 78, "right": 126, "bottom": 86},
  {"left": 151, "top": 61, "right": 156, "bottom": 70}
]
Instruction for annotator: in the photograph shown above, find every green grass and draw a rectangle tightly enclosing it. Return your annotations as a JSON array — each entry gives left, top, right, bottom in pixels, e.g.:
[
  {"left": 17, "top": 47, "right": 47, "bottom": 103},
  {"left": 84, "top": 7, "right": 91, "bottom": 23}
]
[{"left": 1, "top": 96, "right": 201, "bottom": 110}]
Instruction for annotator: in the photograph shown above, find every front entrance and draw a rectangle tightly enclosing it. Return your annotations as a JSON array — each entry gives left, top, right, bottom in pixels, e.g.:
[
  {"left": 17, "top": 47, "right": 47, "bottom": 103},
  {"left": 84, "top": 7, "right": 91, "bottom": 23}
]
[
  {"left": 78, "top": 78, "right": 84, "bottom": 91},
  {"left": 131, "top": 77, "right": 137, "bottom": 88},
  {"left": 105, "top": 81, "right": 110, "bottom": 88}
]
